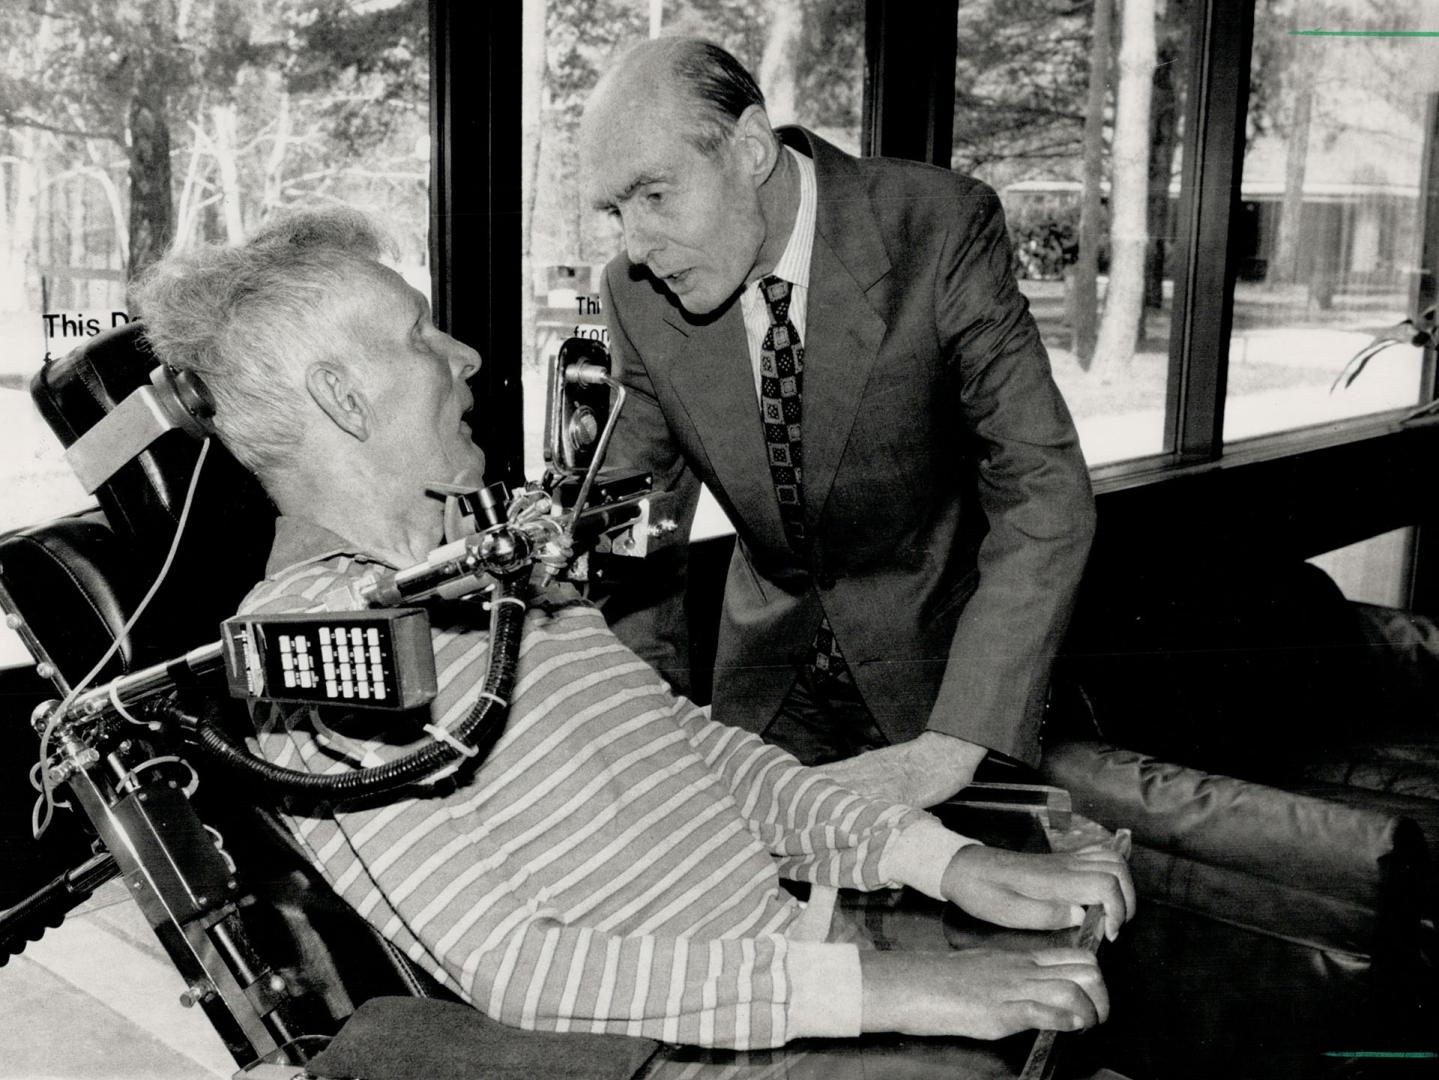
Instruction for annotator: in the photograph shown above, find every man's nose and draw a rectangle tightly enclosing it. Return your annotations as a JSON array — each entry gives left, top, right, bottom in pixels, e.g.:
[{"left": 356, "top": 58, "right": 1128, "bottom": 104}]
[
  {"left": 622, "top": 213, "right": 658, "bottom": 266},
  {"left": 446, "top": 336, "right": 481, "bottom": 380}
]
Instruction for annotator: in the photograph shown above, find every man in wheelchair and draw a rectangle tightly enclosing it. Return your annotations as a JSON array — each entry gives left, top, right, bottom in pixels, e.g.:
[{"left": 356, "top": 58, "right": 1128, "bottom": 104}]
[{"left": 129, "top": 208, "right": 1133, "bottom": 1050}]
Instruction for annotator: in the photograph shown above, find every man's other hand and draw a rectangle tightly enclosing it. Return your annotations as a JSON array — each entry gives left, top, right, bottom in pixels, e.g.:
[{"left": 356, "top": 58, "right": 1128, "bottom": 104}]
[
  {"left": 812, "top": 731, "right": 986, "bottom": 806},
  {"left": 941, "top": 845, "right": 1136, "bottom": 942},
  {"left": 860, "top": 947, "right": 1108, "bottom": 1039}
]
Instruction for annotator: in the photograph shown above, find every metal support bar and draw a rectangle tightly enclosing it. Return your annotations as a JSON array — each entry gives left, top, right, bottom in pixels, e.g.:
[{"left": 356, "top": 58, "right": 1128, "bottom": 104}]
[
  {"left": 65, "top": 764, "right": 299, "bottom": 1068},
  {"left": 0, "top": 851, "right": 119, "bottom": 963}
]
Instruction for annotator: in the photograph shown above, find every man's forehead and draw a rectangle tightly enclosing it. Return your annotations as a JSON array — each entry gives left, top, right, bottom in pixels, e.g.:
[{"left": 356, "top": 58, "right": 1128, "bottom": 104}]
[
  {"left": 586, "top": 137, "right": 685, "bottom": 206},
  {"left": 359, "top": 261, "right": 425, "bottom": 307},
  {"left": 328, "top": 263, "right": 427, "bottom": 335},
  {"left": 584, "top": 87, "right": 696, "bottom": 189}
]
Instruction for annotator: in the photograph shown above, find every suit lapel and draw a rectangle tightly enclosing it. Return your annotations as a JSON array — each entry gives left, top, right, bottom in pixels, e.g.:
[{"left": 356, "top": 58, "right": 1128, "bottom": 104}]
[
  {"left": 802, "top": 231, "right": 887, "bottom": 526},
  {"left": 666, "top": 303, "right": 791, "bottom": 552},
  {"left": 782, "top": 129, "right": 891, "bottom": 529}
]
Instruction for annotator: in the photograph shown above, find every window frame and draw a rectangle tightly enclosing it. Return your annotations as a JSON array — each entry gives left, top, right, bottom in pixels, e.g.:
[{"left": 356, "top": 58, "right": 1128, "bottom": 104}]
[
  {"left": 445, "top": 0, "right": 1439, "bottom": 594},
  {"left": 430, "top": 0, "right": 526, "bottom": 494}
]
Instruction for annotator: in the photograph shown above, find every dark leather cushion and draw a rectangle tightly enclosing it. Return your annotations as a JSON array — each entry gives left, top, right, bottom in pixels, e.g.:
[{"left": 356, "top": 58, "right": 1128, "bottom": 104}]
[
  {"left": 30, "top": 321, "right": 277, "bottom": 659},
  {"left": 1063, "top": 561, "right": 1382, "bottom": 774},
  {"left": 0, "top": 511, "right": 137, "bottom": 684},
  {"left": 306, "top": 997, "right": 659, "bottom": 1080},
  {"left": 1041, "top": 740, "right": 1430, "bottom": 957}
]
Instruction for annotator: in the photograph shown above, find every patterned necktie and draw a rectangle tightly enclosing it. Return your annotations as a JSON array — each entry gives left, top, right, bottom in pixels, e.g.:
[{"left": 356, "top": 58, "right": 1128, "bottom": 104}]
[
  {"left": 756, "top": 276, "right": 848, "bottom": 686},
  {"left": 758, "top": 276, "right": 806, "bottom": 548}
]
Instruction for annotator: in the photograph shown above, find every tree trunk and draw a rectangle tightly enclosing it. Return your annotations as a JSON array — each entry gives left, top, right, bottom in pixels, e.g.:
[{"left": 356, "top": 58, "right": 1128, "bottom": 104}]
[
  {"left": 212, "top": 104, "right": 247, "bottom": 244},
  {"left": 1143, "top": 30, "right": 1180, "bottom": 324},
  {"left": 521, "top": 0, "right": 547, "bottom": 381},
  {"left": 1071, "top": 0, "right": 1113, "bottom": 368},
  {"left": 0, "top": 130, "right": 42, "bottom": 316},
  {"left": 1092, "top": 0, "right": 1156, "bottom": 379},
  {"left": 126, "top": 71, "right": 174, "bottom": 282},
  {"left": 1, "top": 10, "right": 52, "bottom": 319},
  {"left": 68, "top": 174, "right": 87, "bottom": 308},
  {"left": 176, "top": 103, "right": 208, "bottom": 248},
  {"left": 262, "top": 89, "right": 292, "bottom": 215},
  {"left": 63, "top": 100, "right": 129, "bottom": 269},
  {"left": 758, "top": 6, "right": 803, "bottom": 124},
  {"left": 1270, "top": 76, "right": 1313, "bottom": 287}
]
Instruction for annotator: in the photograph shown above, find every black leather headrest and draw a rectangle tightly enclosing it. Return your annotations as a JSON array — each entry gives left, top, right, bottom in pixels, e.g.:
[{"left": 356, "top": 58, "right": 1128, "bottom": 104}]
[
  {"left": 33, "top": 322, "right": 274, "bottom": 554},
  {"left": 27, "top": 322, "right": 277, "bottom": 658},
  {"left": 0, "top": 512, "right": 137, "bottom": 685}
]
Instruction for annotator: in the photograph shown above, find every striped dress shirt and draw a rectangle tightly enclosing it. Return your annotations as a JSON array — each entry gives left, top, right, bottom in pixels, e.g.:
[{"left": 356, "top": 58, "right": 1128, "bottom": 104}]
[
  {"left": 239, "top": 517, "right": 967, "bottom": 1048},
  {"left": 739, "top": 146, "right": 817, "bottom": 397}
]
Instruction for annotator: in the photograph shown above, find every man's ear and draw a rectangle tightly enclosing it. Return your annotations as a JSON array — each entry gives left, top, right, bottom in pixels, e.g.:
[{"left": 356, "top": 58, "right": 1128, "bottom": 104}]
[
  {"left": 732, "top": 104, "right": 779, "bottom": 184},
  {"left": 306, "top": 362, "right": 372, "bottom": 441}
]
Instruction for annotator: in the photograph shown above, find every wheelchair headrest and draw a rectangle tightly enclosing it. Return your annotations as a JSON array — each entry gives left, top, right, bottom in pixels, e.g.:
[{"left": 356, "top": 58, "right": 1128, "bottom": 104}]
[
  {"left": 0, "top": 512, "right": 138, "bottom": 685},
  {"left": 33, "top": 323, "right": 272, "bottom": 551},
  {"left": 27, "top": 321, "right": 277, "bottom": 659}
]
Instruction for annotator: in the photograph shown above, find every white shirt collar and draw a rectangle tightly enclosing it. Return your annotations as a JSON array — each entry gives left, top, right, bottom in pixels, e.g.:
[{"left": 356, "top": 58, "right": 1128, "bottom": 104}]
[{"left": 762, "top": 145, "right": 817, "bottom": 292}]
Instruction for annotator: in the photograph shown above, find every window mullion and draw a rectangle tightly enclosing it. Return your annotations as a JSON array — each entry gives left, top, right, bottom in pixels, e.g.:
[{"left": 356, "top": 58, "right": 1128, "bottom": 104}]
[
  {"left": 430, "top": 0, "right": 525, "bottom": 490},
  {"left": 1166, "top": 0, "right": 1252, "bottom": 464},
  {"left": 862, "top": 0, "right": 959, "bottom": 165}
]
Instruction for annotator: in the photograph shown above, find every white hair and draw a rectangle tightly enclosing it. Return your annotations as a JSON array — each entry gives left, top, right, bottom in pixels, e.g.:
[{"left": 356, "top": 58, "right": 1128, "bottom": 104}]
[{"left": 133, "top": 209, "right": 397, "bottom": 483}]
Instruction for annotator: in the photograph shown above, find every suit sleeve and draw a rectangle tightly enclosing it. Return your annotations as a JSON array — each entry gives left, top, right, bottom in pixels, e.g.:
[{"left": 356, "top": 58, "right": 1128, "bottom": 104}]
[
  {"left": 598, "top": 265, "right": 703, "bottom": 697},
  {"left": 928, "top": 184, "right": 1096, "bottom": 766}
]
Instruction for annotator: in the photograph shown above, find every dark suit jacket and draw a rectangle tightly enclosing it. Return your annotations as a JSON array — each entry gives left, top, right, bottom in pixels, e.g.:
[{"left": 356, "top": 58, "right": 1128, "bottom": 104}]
[{"left": 600, "top": 127, "right": 1095, "bottom": 766}]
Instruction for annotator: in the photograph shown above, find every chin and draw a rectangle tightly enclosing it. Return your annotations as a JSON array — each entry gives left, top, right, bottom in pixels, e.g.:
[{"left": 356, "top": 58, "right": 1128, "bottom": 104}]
[{"left": 676, "top": 290, "right": 725, "bottom": 316}]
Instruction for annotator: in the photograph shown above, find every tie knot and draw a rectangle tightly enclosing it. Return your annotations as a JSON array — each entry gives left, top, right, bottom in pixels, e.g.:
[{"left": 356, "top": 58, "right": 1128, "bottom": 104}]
[{"left": 759, "top": 275, "right": 792, "bottom": 324}]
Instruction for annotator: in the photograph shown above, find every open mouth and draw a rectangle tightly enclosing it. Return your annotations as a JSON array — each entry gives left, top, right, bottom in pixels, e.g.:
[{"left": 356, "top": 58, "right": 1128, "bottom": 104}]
[{"left": 663, "top": 269, "right": 692, "bottom": 290}]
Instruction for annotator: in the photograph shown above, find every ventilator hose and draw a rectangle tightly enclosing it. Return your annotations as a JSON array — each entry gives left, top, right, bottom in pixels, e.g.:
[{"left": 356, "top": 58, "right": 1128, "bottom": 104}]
[{"left": 184, "top": 575, "right": 527, "bottom": 798}]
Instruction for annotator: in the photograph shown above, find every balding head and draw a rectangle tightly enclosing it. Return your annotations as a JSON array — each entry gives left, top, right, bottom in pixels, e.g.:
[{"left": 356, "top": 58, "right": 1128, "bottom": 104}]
[{"left": 586, "top": 37, "right": 767, "bottom": 160}]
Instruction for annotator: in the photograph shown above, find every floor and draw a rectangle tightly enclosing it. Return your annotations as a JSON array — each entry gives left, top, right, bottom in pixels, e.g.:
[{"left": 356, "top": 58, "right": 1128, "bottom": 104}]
[{"left": 0, "top": 879, "right": 235, "bottom": 1080}]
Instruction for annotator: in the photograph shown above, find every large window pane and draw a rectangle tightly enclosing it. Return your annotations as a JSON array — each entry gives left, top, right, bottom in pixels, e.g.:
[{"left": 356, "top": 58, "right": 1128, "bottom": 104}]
[
  {"left": 958, "top": 0, "right": 1191, "bottom": 467},
  {"left": 520, "top": 4, "right": 866, "bottom": 481},
  {"left": 0, "top": 0, "right": 430, "bottom": 665},
  {"left": 1225, "top": 2, "right": 1435, "bottom": 444}
]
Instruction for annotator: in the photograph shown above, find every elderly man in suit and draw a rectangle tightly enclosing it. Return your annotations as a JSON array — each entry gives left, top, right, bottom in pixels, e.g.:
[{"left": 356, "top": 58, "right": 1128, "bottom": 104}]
[{"left": 581, "top": 38, "right": 1096, "bottom": 807}]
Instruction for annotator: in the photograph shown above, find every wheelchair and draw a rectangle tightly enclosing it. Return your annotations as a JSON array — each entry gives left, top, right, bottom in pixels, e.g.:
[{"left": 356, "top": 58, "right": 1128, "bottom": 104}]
[{"left": 0, "top": 322, "right": 665, "bottom": 1079}]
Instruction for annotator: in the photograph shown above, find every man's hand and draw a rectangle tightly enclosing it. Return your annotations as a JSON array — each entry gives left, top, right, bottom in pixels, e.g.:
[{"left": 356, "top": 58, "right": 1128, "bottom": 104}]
[
  {"left": 860, "top": 947, "right": 1108, "bottom": 1039},
  {"left": 812, "top": 731, "right": 986, "bottom": 807},
  {"left": 941, "top": 845, "right": 1136, "bottom": 942}
]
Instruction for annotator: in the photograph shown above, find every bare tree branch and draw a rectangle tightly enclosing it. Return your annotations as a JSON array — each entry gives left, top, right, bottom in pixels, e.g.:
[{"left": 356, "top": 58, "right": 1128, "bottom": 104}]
[{"left": 0, "top": 109, "right": 119, "bottom": 141}]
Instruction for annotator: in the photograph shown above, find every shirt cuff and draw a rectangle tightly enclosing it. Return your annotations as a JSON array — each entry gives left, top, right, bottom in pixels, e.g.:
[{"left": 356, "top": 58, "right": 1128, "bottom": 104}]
[
  {"left": 878, "top": 813, "right": 980, "bottom": 900},
  {"left": 786, "top": 941, "right": 862, "bottom": 1039}
]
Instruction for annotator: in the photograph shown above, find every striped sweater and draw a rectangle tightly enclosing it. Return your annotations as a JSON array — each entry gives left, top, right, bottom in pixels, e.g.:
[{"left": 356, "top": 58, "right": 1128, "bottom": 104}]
[{"left": 240, "top": 517, "right": 967, "bottom": 1049}]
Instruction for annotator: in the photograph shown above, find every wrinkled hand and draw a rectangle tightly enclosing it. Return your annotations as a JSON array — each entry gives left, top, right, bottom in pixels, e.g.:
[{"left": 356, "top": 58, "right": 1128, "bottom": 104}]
[
  {"left": 812, "top": 731, "right": 987, "bottom": 807},
  {"left": 860, "top": 947, "right": 1108, "bottom": 1039},
  {"left": 941, "top": 845, "right": 1136, "bottom": 942}
]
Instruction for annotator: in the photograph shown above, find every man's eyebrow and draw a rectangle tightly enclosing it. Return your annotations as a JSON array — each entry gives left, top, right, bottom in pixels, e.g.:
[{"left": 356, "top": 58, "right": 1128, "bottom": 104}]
[{"left": 592, "top": 172, "right": 667, "bottom": 211}]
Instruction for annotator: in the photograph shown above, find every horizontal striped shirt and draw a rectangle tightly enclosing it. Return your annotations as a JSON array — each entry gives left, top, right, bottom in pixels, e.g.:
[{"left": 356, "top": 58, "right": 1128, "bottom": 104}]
[{"left": 240, "top": 517, "right": 965, "bottom": 1048}]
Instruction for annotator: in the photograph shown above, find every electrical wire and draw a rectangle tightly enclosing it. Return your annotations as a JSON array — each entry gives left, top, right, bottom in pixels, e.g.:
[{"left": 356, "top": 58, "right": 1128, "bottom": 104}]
[
  {"left": 125, "top": 754, "right": 199, "bottom": 799},
  {"left": 32, "top": 437, "right": 213, "bottom": 839}
]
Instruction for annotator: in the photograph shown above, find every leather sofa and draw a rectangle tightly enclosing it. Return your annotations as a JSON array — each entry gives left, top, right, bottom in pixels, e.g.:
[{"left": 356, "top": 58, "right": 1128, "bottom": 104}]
[{"left": 1041, "top": 557, "right": 1438, "bottom": 1078}]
